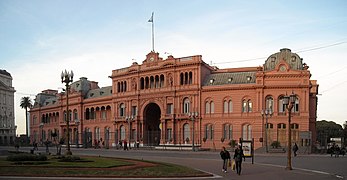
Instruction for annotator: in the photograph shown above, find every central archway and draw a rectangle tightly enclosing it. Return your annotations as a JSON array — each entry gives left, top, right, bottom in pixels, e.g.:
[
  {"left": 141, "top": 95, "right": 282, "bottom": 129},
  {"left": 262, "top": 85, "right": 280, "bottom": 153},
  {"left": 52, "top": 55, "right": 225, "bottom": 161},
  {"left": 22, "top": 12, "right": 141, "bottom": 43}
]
[{"left": 143, "top": 103, "right": 161, "bottom": 146}]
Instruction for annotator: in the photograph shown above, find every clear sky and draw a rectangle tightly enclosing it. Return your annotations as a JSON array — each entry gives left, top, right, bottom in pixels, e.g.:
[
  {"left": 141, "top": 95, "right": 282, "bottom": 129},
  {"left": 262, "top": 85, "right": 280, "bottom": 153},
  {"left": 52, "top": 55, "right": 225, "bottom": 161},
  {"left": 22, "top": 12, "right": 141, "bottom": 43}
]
[{"left": 1, "top": 0, "right": 346, "bottom": 135}]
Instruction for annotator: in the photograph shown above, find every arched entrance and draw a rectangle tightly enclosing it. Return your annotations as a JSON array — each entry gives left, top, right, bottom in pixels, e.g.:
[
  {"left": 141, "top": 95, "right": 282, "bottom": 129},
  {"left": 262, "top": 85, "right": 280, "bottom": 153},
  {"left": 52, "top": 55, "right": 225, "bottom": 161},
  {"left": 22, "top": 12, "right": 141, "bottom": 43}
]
[{"left": 143, "top": 103, "right": 161, "bottom": 146}]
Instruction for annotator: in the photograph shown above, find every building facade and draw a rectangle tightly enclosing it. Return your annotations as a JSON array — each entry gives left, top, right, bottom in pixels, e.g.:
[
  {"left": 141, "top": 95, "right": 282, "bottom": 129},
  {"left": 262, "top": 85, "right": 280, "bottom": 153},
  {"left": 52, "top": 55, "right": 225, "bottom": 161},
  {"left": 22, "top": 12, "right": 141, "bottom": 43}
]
[
  {"left": 0, "top": 69, "right": 16, "bottom": 145},
  {"left": 29, "top": 48, "right": 319, "bottom": 151}
]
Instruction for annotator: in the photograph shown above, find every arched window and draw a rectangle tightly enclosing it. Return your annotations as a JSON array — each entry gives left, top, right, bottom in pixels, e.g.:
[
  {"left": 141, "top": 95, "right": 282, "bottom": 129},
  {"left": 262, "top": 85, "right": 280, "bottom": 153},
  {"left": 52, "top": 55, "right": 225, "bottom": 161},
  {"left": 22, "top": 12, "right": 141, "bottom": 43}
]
[
  {"left": 205, "top": 124, "right": 214, "bottom": 140},
  {"left": 205, "top": 102, "right": 210, "bottom": 114},
  {"left": 242, "top": 124, "right": 252, "bottom": 140},
  {"left": 278, "top": 96, "right": 286, "bottom": 113},
  {"left": 150, "top": 76, "right": 154, "bottom": 88},
  {"left": 160, "top": 74, "right": 164, "bottom": 87},
  {"left": 223, "top": 100, "right": 228, "bottom": 113},
  {"left": 210, "top": 101, "right": 215, "bottom": 113},
  {"left": 155, "top": 75, "right": 159, "bottom": 88},
  {"left": 90, "top": 108, "right": 95, "bottom": 119},
  {"left": 294, "top": 98, "right": 299, "bottom": 112},
  {"left": 184, "top": 72, "right": 188, "bottom": 85},
  {"left": 188, "top": 72, "right": 193, "bottom": 84},
  {"left": 183, "top": 123, "right": 190, "bottom": 143},
  {"left": 73, "top": 109, "right": 78, "bottom": 121},
  {"left": 145, "top": 77, "right": 149, "bottom": 89},
  {"left": 248, "top": 100, "right": 252, "bottom": 112},
  {"left": 120, "top": 125, "right": 126, "bottom": 140},
  {"left": 183, "top": 98, "right": 190, "bottom": 114},
  {"left": 140, "top": 77, "right": 144, "bottom": 89},
  {"left": 124, "top": 81, "right": 127, "bottom": 92},
  {"left": 242, "top": 100, "right": 247, "bottom": 112},
  {"left": 95, "top": 127, "right": 100, "bottom": 141},
  {"left": 223, "top": 124, "right": 232, "bottom": 140}
]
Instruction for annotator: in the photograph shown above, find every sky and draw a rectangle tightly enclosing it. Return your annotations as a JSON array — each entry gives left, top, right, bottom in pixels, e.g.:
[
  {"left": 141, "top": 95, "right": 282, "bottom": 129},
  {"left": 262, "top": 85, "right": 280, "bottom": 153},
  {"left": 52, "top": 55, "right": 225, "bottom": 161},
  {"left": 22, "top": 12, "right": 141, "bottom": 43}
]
[{"left": 1, "top": 0, "right": 346, "bottom": 136}]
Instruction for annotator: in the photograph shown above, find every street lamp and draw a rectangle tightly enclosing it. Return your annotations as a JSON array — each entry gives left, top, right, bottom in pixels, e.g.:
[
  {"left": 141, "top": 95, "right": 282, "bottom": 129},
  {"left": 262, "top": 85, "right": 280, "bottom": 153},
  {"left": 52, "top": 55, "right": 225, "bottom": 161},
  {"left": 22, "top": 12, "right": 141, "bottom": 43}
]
[
  {"left": 61, "top": 69, "right": 74, "bottom": 155},
  {"left": 39, "top": 122, "right": 44, "bottom": 145},
  {"left": 283, "top": 92, "right": 296, "bottom": 170},
  {"left": 189, "top": 112, "right": 198, "bottom": 151},
  {"left": 75, "top": 119, "right": 80, "bottom": 148},
  {"left": 126, "top": 115, "right": 135, "bottom": 148},
  {"left": 261, "top": 109, "right": 273, "bottom": 153}
]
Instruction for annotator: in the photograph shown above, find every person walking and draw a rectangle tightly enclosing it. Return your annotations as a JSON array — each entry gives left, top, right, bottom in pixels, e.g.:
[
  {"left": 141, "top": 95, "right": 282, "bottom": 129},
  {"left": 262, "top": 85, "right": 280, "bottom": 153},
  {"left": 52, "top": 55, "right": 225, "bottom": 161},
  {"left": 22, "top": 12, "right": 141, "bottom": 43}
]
[
  {"left": 233, "top": 145, "right": 244, "bottom": 175},
  {"left": 220, "top": 146, "right": 231, "bottom": 173},
  {"left": 293, "top": 143, "right": 299, "bottom": 157}
]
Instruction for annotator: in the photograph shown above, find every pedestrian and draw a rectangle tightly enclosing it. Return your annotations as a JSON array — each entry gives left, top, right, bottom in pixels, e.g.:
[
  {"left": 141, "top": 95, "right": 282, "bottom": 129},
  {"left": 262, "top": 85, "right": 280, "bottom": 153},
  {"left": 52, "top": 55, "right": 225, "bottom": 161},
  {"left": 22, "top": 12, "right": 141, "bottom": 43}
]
[
  {"left": 220, "top": 146, "right": 231, "bottom": 173},
  {"left": 14, "top": 138, "right": 20, "bottom": 152},
  {"left": 123, "top": 140, "right": 128, "bottom": 150},
  {"left": 33, "top": 140, "right": 38, "bottom": 151},
  {"left": 44, "top": 139, "right": 50, "bottom": 154},
  {"left": 233, "top": 144, "right": 244, "bottom": 175},
  {"left": 293, "top": 143, "right": 299, "bottom": 157}
]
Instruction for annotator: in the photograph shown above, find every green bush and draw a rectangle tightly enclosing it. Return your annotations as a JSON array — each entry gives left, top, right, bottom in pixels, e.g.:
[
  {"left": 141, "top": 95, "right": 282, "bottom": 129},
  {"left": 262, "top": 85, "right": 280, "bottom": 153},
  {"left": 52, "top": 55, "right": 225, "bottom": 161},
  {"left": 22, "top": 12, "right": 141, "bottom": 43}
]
[
  {"left": 57, "top": 155, "right": 81, "bottom": 162},
  {"left": 6, "top": 154, "right": 47, "bottom": 161},
  {"left": 271, "top": 141, "right": 281, "bottom": 148}
]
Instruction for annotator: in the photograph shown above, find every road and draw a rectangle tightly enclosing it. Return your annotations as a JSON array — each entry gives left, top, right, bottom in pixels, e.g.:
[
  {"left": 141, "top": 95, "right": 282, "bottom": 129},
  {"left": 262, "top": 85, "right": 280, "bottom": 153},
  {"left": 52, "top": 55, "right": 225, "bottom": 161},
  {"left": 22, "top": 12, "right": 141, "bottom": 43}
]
[{"left": 1, "top": 146, "right": 346, "bottom": 180}]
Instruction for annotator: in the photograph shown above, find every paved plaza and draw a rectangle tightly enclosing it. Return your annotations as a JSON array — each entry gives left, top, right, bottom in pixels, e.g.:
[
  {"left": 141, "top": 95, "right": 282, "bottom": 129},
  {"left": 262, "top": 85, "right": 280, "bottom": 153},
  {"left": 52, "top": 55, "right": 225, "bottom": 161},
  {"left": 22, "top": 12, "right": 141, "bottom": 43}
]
[{"left": 0, "top": 146, "right": 346, "bottom": 180}]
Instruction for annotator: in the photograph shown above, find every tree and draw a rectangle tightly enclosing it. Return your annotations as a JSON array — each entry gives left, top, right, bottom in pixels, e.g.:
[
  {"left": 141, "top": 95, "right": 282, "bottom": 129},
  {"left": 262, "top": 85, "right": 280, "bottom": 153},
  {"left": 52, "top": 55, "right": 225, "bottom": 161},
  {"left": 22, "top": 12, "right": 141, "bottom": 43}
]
[
  {"left": 343, "top": 121, "right": 347, "bottom": 147},
  {"left": 316, "top": 120, "right": 343, "bottom": 146},
  {"left": 20, "top": 96, "right": 32, "bottom": 137}
]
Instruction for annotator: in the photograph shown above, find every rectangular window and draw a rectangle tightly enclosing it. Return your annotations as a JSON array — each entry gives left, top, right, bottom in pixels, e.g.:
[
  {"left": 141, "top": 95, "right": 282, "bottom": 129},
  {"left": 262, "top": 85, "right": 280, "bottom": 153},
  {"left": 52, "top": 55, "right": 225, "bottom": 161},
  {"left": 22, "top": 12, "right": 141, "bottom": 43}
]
[
  {"left": 131, "top": 106, "right": 137, "bottom": 116},
  {"left": 228, "top": 126, "right": 233, "bottom": 140},
  {"left": 120, "top": 105, "right": 125, "bottom": 117},
  {"left": 223, "top": 125, "right": 227, "bottom": 139},
  {"left": 167, "top": 128, "right": 172, "bottom": 142},
  {"left": 167, "top": 104, "right": 173, "bottom": 114},
  {"left": 101, "top": 111, "right": 106, "bottom": 119}
]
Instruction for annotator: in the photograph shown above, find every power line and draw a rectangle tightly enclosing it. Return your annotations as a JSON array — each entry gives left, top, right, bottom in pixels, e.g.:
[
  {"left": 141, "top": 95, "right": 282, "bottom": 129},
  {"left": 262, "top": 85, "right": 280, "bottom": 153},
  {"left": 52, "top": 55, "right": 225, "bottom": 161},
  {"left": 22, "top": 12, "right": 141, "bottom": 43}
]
[
  {"left": 295, "top": 41, "right": 347, "bottom": 53},
  {"left": 213, "top": 40, "right": 347, "bottom": 65},
  {"left": 320, "top": 80, "right": 347, "bottom": 94}
]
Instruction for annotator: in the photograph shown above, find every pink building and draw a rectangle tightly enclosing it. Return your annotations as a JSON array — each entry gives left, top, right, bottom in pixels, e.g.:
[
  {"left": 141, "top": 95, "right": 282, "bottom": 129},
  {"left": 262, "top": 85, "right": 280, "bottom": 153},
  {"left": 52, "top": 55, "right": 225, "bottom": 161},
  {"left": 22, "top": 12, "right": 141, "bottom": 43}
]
[{"left": 29, "top": 48, "right": 318, "bottom": 151}]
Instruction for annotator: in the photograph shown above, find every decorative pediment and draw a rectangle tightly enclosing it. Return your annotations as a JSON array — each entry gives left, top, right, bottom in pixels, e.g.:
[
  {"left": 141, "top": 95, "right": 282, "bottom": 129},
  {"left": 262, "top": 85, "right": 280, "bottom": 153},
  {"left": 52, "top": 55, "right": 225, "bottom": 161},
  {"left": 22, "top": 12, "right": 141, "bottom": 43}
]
[
  {"left": 275, "top": 60, "right": 290, "bottom": 72},
  {"left": 142, "top": 51, "right": 163, "bottom": 66}
]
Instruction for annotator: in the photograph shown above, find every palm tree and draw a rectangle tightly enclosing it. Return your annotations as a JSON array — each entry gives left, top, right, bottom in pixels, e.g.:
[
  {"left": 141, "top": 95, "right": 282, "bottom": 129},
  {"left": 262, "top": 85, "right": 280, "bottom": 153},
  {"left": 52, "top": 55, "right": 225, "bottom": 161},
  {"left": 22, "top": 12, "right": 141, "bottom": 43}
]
[{"left": 20, "top": 96, "right": 32, "bottom": 137}]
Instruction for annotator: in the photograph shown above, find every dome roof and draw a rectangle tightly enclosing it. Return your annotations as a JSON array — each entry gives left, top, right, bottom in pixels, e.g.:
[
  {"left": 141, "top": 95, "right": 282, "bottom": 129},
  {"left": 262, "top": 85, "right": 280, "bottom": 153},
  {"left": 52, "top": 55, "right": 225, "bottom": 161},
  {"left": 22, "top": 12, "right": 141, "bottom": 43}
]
[{"left": 264, "top": 48, "right": 303, "bottom": 71}]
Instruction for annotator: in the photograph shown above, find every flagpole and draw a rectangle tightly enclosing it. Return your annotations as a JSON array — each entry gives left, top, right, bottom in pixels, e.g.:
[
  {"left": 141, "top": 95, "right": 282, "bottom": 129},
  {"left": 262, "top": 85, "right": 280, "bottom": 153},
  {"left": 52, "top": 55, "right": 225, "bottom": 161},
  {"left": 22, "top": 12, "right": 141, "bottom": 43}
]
[
  {"left": 148, "top": 12, "right": 154, "bottom": 52},
  {"left": 152, "top": 15, "right": 154, "bottom": 52}
]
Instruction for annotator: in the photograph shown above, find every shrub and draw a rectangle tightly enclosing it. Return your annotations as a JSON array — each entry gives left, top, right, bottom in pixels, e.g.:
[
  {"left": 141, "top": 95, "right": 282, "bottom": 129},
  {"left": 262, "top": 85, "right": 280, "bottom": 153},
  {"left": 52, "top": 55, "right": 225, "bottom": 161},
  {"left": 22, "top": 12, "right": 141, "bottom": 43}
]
[
  {"left": 271, "top": 141, "right": 281, "bottom": 148},
  {"left": 57, "top": 155, "right": 81, "bottom": 162},
  {"left": 6, "top": 154, "right": 47, "bottom": 161}
]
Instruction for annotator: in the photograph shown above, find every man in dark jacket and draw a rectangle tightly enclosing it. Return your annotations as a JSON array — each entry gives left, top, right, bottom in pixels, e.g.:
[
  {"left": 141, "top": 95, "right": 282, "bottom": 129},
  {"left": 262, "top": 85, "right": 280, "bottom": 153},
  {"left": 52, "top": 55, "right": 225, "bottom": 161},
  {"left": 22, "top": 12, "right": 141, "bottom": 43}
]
[{"left": 220, "top": 146, "right": 231, "bottom": 173}]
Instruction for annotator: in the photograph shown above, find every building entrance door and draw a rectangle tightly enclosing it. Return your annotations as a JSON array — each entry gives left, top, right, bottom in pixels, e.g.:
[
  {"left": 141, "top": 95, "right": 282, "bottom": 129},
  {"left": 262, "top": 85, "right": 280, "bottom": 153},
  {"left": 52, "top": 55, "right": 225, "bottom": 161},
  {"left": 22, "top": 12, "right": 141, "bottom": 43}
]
[{"left": 143, "top": 103, "right": 161, "bottom": 146}]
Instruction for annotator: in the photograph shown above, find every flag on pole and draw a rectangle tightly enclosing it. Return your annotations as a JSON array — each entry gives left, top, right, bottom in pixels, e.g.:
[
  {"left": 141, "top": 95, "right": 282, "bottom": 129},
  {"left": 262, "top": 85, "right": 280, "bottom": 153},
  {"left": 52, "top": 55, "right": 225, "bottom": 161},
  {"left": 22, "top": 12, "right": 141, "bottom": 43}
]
[{"left": 148, "top": 12, "right": 154, "bottom": 22}]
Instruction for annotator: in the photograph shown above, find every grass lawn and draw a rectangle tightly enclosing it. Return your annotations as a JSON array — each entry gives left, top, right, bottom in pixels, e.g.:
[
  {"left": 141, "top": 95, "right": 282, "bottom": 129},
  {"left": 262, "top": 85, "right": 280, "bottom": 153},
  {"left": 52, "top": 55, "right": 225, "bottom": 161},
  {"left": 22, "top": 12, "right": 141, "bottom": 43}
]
[{"left": 0, "top": 152, "right": 211, "bottom": 178}]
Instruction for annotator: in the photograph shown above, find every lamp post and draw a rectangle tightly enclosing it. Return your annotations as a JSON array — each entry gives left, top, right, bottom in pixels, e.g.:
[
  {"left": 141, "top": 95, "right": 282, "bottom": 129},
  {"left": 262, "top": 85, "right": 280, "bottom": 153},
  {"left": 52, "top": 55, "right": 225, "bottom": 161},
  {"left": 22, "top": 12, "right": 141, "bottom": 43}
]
[
  {"left": 261, "top": 109, "right": 273, "bottom": 153},
  {"left": 189, "top": 112, "right": 198, "bottom": 151},
  {"left": 39, "top": 122, "right": 44, "bottom": 145},
  {"left": 126, "top": 115, "right": 135, "bottom": 148},
  {"left": 75, "top": 119, "right": 80, "bottom": 148},
  {"left": 283, "top": 92, "right": 296, "bottom": 170},
  {"left": 61, "top": 70, "right": 74, "bottom": 155}
]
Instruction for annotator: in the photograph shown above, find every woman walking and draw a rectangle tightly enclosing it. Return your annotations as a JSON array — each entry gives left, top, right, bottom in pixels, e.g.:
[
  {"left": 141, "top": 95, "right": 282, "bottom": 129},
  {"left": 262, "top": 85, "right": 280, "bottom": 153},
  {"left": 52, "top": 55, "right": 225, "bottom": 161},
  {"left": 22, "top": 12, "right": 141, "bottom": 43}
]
[{"left": 233, "top": 145, "right": 244, "bottom": 175}]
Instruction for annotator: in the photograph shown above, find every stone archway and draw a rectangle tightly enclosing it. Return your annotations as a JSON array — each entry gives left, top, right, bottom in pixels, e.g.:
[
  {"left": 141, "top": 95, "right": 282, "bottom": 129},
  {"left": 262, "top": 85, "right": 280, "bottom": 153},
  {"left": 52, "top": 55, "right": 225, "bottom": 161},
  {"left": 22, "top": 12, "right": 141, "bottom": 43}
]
[{"left": 143, "top": 103, "right": 161, "bottom": 146}]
